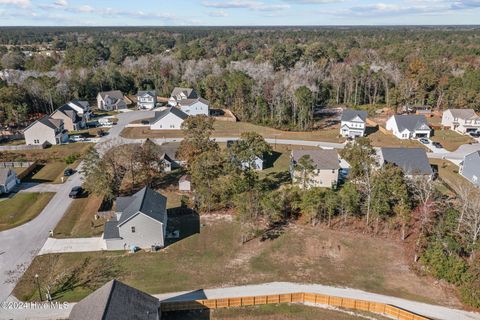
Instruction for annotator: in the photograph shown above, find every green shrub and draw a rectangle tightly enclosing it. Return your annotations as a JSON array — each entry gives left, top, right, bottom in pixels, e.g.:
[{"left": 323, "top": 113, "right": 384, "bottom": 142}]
[{"left": 64, "top": 153, "right": 80, "bottom": 164}]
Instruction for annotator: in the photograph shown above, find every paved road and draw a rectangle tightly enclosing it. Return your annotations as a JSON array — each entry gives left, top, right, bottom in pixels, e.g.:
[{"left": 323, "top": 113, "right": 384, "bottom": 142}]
[{"left": 0, "top": 170, "right": 81, "bottom": 305}]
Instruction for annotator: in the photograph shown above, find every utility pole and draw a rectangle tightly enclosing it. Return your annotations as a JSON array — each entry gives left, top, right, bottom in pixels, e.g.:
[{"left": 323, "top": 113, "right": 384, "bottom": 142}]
[{"left": 35, "top": 274, "right": 42, "bottom": 301}]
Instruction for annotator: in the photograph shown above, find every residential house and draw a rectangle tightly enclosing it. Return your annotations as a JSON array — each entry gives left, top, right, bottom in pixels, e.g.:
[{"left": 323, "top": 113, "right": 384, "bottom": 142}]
[
  {"left": 149, "top": 107, "right": 188, "bottom": 130},
  {"left": 441, "top": 109, "right": 480, "bottom": 134},
  {"left": 375, "top": 147, "right": 433, "bottom": 178},
  {"left": 340, "top": 109, "right": 368, "bottom": 138},
  {"left": 290, "top": 149, "right": 340, "bottom": 189},
  {"left": 23, "top": 116, "right": 68, "bottom": 146},
  {"left": 168, "top": 87, "right": 198, "bottom": 106},
  {"left": 51, "top": 104, "right": 85, "bottom": 131},
  {"left": 386, "top": 115, "right": 431, "bottom": 139},
  {"left": 159, "top": 142, "right": 183, "bottom": 172},
  {"left": 103, "top": 186, "right": 168, "bottom": 250},
  {"left": 137, "top": 90, "right": 157, "bottom": 110},
  {"left": 179, "top": 175, "right": 191, "bottom": 191},
  {"left": 177, "top": 98, "right": 210, "bottom": 116},
  {"left": 69, "top": 279, "right": 160, "bottom": 320},
  {"left": 460, "top": 151, "right": 480, "bottom": 187},
  {"left": 67, "top": 100, "right": 91, "bottom": 119},
  {"left": 226, "top": 140, "right": 264, "bottom": 171},
  {"left": 0, "top": 169, "right": 19, "bottom": 194},
  {"left": 97, "top": 90, "right": 127, "bottom": 111}
]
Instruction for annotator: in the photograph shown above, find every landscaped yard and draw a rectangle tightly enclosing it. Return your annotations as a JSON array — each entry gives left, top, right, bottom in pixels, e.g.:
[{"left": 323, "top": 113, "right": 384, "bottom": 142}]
[
  {"left": 121, "top": 121, "right": 345, "bottom": 143},
  {"left": 0, "top": 192, "right": 54, "bottom": 231},
  {"left": 163, "top": 304, "right": 391, "bottom": 320},
  {"left": 14, "top": 218, "right": 459, "bottom": 307},
  {"left": 53, "top": 195, "right": 106, "bottom": 238},
  {"left": 430, "top": 129, "right": 474, "bottom": 152}
]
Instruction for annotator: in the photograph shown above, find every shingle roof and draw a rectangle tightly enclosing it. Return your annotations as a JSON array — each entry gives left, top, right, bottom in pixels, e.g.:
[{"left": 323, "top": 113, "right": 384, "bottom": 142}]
[
  {"left": 392, "top": 115, "right": 430, "bottom": 132},
  {"left": 137, "top": 90, "right": 156, "bottom": 97},
  {"left": 179, "top": 175, "right": 191, "bottom": 183},
  {"left": 99, "top": 90, "right": 124, "bottom": 101},
  {"left": 378, "top": 147, "right": 433, "bottom": 175},
  {"left": 55, "top": 104, "right": 82, "bottom": 123},
  {"left": 68, "top": 100, "right": 90, "bottom": 111},
  {"left": 171, "top": 87, "right": 198, "bottom": 99},
  {"left": 178, "top": 97, "right": 209, "bottom": 107},
  {"left": 103, "top": 219, "right": 120, "bottom": 240},
  {"left": 116, "top": 187, "right": 167, "bottom": 227},
  {"left": 23, "top": 115, "right": 63, "bottom": 132},
  {"left": 461, "top": 151, "right": 480, "bottom": 186},
  {"left": 341, "top": 109, "right": 368, "bottom": 122},
  {"left": 69, "top": 280, "right": 160, "bottom": 320},
  {"left": 447, "top": 109, "right": 479, "bottom": 120},
  {"left": 291, "top": 149, "right": 340, "bottom": 170},
  {"left": 150, "top": 107, "right": 188, "bottom": 124},
  {"left": 0, "top": 169, "right": 14, "bottom": 186}
]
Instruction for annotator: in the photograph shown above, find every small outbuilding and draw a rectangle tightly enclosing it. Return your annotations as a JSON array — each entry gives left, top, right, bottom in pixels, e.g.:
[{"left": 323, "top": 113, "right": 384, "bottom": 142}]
[{"left": 179, "top": 175, "right": 191, "bottom": 192}]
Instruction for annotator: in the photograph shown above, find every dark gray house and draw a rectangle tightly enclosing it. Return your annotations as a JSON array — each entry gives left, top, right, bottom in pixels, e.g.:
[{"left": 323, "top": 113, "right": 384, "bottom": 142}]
[
  {"left": 376, "top": 147, "right": 433, "bottom": 177},
  {"left": 69, "top": 279, "right": 160, "bottom": 320},
  {"left": 103, "top": 187, "right": 167, "bottom": 250},
  {"left": 460, "top": 151, "right": 480, "bottom": 187}
]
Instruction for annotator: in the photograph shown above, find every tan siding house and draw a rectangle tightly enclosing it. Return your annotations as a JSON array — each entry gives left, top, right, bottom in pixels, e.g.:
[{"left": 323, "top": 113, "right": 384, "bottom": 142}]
[{"left": 290, "top": 149, "right": 340, "bottom": 189}]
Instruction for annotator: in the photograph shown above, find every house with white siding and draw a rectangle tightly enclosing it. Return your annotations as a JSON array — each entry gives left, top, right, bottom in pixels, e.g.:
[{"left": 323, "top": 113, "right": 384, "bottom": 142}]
[
  {"left": 441, "top": 109, "right": 480, "bottom": 134},
  {"left": 103, "top": 187, "right": 168, "bottom": 250},
  {"left": 386, "top": 115, "right": 431, "bottom": 140},
  {"left": 168, "top": 87, "right": 198, "bottom": 106},
  {"left": 149, "top": 107, "right": 188, "bottom": 130},
  {"left": 97, "top": 91, "right": 127, "bottom": 111},
  {"left": 137, "top": 90, "right": 157, "bottom": 110},
  {"left": 340, "top": 109, "right": 368, "bottom": 138},
  {"left": 178, "top": 98, "right": 209, "bottom": 116},
  {"left": 0, "top": 169, "right": 19, "bottom": 194},
  {"left": 23, "top": 116, "right": 69, "bottom": 146},
  {"left": 460, "top": 151, "right": 480, "bottom": 187}
]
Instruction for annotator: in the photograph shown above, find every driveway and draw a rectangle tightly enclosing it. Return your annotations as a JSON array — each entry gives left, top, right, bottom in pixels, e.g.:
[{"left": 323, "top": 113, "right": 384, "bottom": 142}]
[
  {"left": 0, "top": 169, "right": 82, "bottom": 304},
  {"left": 38, "top": 237, "right": 106, "bottom": 255}
]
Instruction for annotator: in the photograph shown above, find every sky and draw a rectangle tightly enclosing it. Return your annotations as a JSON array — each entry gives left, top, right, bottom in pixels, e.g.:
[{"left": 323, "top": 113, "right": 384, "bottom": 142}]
[{"left": 0, "top": 0, "right": 480, "bottom": 26}]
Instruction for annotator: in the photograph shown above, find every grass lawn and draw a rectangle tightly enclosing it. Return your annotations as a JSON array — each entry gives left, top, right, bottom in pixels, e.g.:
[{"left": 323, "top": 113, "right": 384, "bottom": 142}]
[
  {"left": 429, "top": 159, "right": 477, "bottom": 196},
  {"left": 0, "top": 192, "right": 54, "bottom": 231},
  {"left": 261, "top": 144, "right": 318, "bottom": 176},
  {"left": 430, "top": 129, "right": 474, "bottom": 152},
  {"left": 164, "top": 304, "right": 391, "bottom": 320},
  {"left": 53, "top": 195, "right": 105, "bottom": 238},
  {"left": 14, "top": 219, "right": 459, "bottom": 307},
  {"left": 0, "top": 143, "right": 93, "bottom": 162},
  {"left": 367, "top": 130, "right": 425, "bottom": 149},
  {"left": 121, "top": 121, "right": 345, "bottom": 143},
  {"left": 23, "top": 161, "right": 79, "bottom": 184}
]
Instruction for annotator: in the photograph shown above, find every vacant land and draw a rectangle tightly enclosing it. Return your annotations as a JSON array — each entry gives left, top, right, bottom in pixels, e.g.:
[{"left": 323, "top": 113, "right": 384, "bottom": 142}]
[
  {"left": 0, "top": 192, "right": 54, "bottom": 231},
  {"left": 121, "top": 121, "right": 345, "bottom": 143},
  {"left": 430, "top": 130, "right": 474, "bottom": 152},
  {"left": 15, "top": 218, "right": 459, "bottom": 307},
  {"left": 53, "top": 195, "right": 105, "bottom": 238},
  {"left": 367, "top": 130, "right": 424, "bottom": 149},
  {"left": 163, "top": 304, "right": 391, "bottom": 320},
  {"left": 0, "top": 143, "right": 92, "bottom": 162}
]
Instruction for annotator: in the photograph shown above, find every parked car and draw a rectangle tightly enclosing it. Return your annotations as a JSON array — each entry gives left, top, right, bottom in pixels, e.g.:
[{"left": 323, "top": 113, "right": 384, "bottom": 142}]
[
  {"left": 70, "top": 135, "right": 82, "bottom": 142},
  {"left": 69, "top": 186, "right": 83, "bottom": 198},
  {"left": 432, "top": 142, "right": 443, "bottom": 148},
  {"left": 64, "top": 168, "right": 74, "bottom": 176},
  {"left": 419, "top": 138, "right": 430, "bottom": 144},
  {"left": 469, "top": 131, "right": 480, "bottom": 138}
]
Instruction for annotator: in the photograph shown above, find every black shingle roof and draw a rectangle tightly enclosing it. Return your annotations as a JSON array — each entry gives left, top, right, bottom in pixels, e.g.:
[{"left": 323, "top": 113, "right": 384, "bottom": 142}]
[
  {"left": 379, "top": 147, "right": 433, "bottom": 175},
  {"left": 117, "top": 187, "right": 167, "bottom": 227}
]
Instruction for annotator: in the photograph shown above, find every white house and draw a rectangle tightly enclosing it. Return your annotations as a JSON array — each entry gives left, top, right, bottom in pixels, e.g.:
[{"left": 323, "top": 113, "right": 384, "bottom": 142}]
[
  {"left": 386, "top": 115, "right": 431, "bottom": 140},
  {"left": 137, "top": 90, "right": 157, "bottom": 110},
  {"left": 178, "top": 98, "right": 209, "bottom": 116},
  {"left": 23, "top": 116, "right": 69, "bottom": 146},
  {"left": 340, "top": 109, "right": 368, "bottom": 138},
  {"left": 168, "top": 87, "right": 198, "bottom": 106},
  {"left": 441, "top": 109, "right": 480, "bottom": 134},
  {"left": 0, "top": 169, "right": 19, "bottom": 194},
  {"left": 150, "top": 107, "right": 188, "bottom": 130},
  {"left": 67, "top": 100, "right": 91, "bottom": 119},
  {"left": 97, "top": 91, "right": 127, "bottom": 111},
  {"left": 179, "top": 175, "right": 191, "bottom": 192},
  {"left": 460, "top": 151, "right": 480, "bottom": 187}
]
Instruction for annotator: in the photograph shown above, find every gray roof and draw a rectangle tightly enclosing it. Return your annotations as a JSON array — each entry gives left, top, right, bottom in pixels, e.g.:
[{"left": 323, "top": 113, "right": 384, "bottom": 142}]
[
  {"left": 99, "top": 90, "right": 124, "bottom": 101},
  {"left": 103, "top": 218, "right": 120, "bottom": 240},
  {"left": 55, "top": 104, "right": 82, "bottom": 123},
  {"left": 69, "top": 99, "right": 90, "bottom": 111},
  {"left": 447, "top": 109, "right": 479, "bottom": 120},
  {"left": 116, "top": 187, "right": 167, "bottom": 227},
  {"left": 150, "top": 107, "right": 188, "bottom": 125},
  {"left": 23, "top": 115, "right": 63, "bottom": 132},
  {"left": 171, "top": 87, "right": 198, "bottom": 99},
  {"left": 69, "top": 280, "right": 160, "bottom": 320},
  {"left": 461, "top": 151, "right": 480, "bottom": 186},
  {"left": 0, "top": 169, "right": 14, "bottom": 186},
  {"left": 137, "top": 90, "right": 156, "bottom": 97},
  {"left": 392, "top": 115, "right": 430, "bottom": 132},
  {"left": 341, "top": 109, "right": 367, "bottom": 122},
  {"left": 378, "top": 147, "right": 433, "bottom": 176},
  {"left": 291, "top": 149, "right": 340, "bottom": 170},
  {"left": 178, "top": 97, "right": 209, "bottom": 107}
]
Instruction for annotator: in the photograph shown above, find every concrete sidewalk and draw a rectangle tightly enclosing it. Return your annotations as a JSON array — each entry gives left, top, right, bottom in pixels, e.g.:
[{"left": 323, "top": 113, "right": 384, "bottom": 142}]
[{"left": 38, "top": 237, "right": 106, "bottom": 255}]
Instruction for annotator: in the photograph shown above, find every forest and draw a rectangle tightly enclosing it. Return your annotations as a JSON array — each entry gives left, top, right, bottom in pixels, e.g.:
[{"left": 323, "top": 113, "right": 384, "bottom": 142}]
[{"left": 1, "top": 26, "right": 480, "bottom": 129}]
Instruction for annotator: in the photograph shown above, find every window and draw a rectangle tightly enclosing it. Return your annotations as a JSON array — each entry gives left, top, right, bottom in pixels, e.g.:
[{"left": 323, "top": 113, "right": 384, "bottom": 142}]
[{"left": 131, "top": 226, "right": 135, "bottom": 233}]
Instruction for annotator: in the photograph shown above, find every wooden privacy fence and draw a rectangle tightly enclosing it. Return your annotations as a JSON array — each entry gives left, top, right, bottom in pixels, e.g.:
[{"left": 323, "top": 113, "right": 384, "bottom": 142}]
[{"left": 160, "top": 292, "right": 431, "bottom": 320}]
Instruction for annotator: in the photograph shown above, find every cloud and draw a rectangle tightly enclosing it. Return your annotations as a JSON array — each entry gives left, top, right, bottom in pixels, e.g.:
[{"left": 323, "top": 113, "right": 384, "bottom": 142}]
[
  {"left": 75, "top": 5, "right": 94, "bottom": 13},
  {"left": 0, "top": 0, "right": 30, "bottom": 8},
  {"left": 284, "top": 0, "right": 343, "bottom": 3},
  {"left": 208, "top": 9, "right": 229, "bottom": 17},
  {"left": 53, "top": 0, "right": 68, "bottom": 7},
  {"left": 202, "top": 0, "right": 289, "bottom": 11}
]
